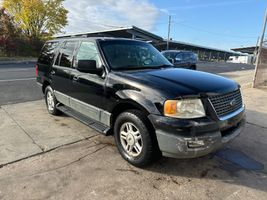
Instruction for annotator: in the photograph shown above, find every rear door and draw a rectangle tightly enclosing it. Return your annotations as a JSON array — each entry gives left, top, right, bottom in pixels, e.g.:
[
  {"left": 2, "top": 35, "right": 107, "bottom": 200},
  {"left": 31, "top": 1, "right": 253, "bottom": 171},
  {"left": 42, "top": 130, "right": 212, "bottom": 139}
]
[
  {"left": 183, "top": 53, "right": 191, "bottom": 68},
  {"left": 174, "top": 53, "right": 184, "bottom": 67},
  {"left": 51, "top": 40, "right": 79, "bottom": 97}
]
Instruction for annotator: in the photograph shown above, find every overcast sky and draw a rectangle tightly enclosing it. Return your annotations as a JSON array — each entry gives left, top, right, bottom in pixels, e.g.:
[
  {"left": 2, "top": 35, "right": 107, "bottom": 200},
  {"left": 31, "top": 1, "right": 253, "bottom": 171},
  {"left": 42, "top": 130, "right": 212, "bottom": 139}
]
[{"left": 1, "top": 0, "right": 267, "bottom": 50}]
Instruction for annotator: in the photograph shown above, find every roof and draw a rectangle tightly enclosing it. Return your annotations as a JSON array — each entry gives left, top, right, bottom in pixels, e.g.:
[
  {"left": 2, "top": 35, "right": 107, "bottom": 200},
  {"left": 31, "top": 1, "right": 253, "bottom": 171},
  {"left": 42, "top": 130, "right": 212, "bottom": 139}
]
[
  {"left": 56, "top": 26, "right": 163, "bottom": 42},
  {"left": 161, "top": 39, "right": 241, "bottom": 54},
  {"left": 231, "top": 46, "right": 258, "bottom": 54},
  {"left": 161, "top": 50, "right": 194, "bottom": 53},
  {"left": 55, "top": 26, "right": 241, "bottom": 55},
  {"left": 49, "top": 37, "right": 137, "bottom": 42}
]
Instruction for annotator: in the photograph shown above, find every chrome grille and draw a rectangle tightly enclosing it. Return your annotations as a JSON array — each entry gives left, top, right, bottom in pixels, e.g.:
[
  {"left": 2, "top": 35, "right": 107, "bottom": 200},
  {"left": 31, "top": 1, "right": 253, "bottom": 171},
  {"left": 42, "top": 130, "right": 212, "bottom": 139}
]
[{"left": 209, "top": 89, "right": 243, "bottom": 118}]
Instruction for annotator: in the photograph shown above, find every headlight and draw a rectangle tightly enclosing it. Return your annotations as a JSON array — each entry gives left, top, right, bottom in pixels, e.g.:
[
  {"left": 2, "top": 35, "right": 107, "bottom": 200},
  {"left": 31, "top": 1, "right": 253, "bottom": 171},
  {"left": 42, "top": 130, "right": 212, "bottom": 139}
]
[{"left": 164, "top": 99, "right": 205, "bottom": 119}]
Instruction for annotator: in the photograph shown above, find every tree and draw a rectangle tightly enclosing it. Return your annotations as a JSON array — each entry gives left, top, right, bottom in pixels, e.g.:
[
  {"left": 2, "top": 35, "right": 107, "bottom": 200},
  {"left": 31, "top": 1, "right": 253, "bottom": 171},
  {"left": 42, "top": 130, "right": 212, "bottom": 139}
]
[
  {"left": 0, "top": 8, "right": 18, "bottom": 39},
  {"left": 3, "top": 0, "right": 68, "bottom": 39},
  {"left": 0, "top": 8, "right": 19, "bottom": 55}
]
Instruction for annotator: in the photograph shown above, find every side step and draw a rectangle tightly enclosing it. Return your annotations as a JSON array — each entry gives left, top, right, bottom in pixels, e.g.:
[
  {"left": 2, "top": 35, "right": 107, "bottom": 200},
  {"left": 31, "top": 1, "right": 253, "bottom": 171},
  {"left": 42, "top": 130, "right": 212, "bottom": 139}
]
[{"left": 56, "top": 105, "right": 111, "bottom": 135}]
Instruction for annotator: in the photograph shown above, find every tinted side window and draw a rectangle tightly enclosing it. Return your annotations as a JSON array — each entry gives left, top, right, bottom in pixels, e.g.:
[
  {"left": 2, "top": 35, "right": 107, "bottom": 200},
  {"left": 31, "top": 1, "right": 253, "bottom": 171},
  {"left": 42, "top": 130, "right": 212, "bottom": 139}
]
[
  {"left": 175, "top": 53, "right": 183, "bottom": 60},
  {"left": 38, "top": 42, "right": 59, "bottom": 65},
  {"left": 76, "top": 42, "right": 100, "bottom": 67},
  {"left": 58, "top": 41, "right": 78, "bottom": 68},
  {"left": 186, "top": 53, "right": 191, "bottom": 59}
]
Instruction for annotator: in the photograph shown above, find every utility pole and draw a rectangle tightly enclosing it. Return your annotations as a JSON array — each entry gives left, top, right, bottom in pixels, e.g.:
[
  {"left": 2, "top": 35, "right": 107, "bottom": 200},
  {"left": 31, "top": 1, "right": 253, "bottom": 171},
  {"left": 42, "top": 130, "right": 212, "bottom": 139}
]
[
  {"left": 253, "top": 37, "right": 260, "bottom": 64},
  {"left": 253, "top": 8, "right": 267, "bottom": 87},
  {"left": 167, "top": 15, "right": 171, "bottom": 50}
]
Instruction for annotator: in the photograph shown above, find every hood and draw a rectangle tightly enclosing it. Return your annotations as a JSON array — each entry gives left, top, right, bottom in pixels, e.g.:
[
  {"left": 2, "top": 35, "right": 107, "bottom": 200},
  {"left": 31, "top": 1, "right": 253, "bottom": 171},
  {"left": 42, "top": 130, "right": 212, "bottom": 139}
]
[{"left": 112, "top": 68, "right": 239, "bottom": 98}]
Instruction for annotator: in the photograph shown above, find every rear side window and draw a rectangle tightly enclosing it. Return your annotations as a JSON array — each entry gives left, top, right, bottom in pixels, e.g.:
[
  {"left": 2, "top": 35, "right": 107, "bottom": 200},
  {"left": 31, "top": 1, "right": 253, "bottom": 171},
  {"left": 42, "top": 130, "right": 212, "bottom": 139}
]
[
  {"left": 38, "top": 42, "right": 59, "bottom": 65},
  {"left": 56, "top": 41, "right": 78, "bottom": 68}
]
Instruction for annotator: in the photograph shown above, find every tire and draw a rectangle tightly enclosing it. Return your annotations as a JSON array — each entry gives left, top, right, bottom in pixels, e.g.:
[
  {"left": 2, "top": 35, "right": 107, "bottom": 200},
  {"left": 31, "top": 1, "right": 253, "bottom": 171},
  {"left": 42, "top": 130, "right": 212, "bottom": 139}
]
[
  {"left": 114, "top": 109, "right": 159, "bottom": 167},
  {"left": 44, "top": 85, "right": 61, "bottom": 115},
  {"left": 190, "top": 65, "right": 197, "bottom": 70}
]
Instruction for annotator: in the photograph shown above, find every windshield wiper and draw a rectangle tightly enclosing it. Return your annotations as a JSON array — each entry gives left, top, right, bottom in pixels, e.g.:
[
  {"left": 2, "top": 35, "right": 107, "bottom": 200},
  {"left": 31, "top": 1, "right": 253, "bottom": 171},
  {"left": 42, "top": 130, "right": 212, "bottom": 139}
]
[
  {"left": 153, "top": 64, "right": 174, "bottom": 68},
  {"left": 114, "top": 66, "right": 160, "bottom": 71}
]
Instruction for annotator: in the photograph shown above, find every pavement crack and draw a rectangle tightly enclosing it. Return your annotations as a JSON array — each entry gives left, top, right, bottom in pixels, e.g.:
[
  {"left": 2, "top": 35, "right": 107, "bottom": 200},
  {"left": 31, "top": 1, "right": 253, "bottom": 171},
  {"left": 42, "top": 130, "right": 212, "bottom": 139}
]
[
  {"left": 30, "top": 144, "right": 108, "bottom": 175},
  {"left": 1, "top": 107, "right": 44, "bottom": 152},
  {"left": 115, "top": 168, "right": 140, "bottom": 175},
  {"left": 246, "top": 121, "right": 267, "bottom": 129},
  {"left": 0, "top": 134, "right": 99, "bottom": 169}
]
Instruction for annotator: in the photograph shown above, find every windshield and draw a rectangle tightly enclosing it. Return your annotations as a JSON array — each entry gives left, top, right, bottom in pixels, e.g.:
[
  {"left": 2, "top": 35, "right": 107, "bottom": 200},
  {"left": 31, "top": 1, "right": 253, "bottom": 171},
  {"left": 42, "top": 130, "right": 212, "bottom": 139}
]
[{"left": 99, "top": 40, "right": 172, "bottom": 70}]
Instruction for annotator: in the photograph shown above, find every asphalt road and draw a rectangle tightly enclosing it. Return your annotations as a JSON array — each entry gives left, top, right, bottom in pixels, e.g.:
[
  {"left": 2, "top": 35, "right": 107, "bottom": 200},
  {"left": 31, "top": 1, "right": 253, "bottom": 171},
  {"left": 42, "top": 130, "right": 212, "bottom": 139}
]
[
  {"left": 0, "top": 62, "right": 43, "bottom": 106},
  {"left": 197, "top": 61, "right": 254, "bottom": 73},
  {"left": 0, "top": 61, "right": 254, "bottom": 106}
]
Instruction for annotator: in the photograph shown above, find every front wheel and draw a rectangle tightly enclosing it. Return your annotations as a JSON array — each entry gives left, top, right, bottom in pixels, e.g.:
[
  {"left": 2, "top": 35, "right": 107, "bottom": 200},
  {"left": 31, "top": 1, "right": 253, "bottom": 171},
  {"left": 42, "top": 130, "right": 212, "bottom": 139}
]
[{"left": 114, "top": 110, "right": 159, "bottom": 167}]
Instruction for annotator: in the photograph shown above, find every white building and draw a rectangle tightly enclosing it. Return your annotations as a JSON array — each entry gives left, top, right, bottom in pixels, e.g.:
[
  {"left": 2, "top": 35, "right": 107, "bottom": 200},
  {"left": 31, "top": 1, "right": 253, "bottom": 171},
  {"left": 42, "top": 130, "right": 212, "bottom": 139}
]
[{"left": 227, "top": 55, "right": 255, "bottom": 64}]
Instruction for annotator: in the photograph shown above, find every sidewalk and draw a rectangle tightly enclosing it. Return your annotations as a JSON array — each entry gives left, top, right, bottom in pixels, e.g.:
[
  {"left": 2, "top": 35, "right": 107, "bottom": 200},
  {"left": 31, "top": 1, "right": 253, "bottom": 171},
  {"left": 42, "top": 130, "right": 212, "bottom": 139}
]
[
  {"left": 0, "top": 87, "right": 266, "bottom": 167},
  {"left": 0, "top": 87, "right": 266, "bottom": 200},
  {"left": 0, "top": 101, "right": 97, "bottom": 166}
]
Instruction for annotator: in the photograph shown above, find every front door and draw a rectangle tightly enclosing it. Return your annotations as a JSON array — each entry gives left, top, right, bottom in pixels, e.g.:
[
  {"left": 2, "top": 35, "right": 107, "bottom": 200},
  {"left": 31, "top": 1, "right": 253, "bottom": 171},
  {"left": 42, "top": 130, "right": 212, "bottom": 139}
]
[{"left": 68, "top": 41, "right": 109, "bottom": 124}]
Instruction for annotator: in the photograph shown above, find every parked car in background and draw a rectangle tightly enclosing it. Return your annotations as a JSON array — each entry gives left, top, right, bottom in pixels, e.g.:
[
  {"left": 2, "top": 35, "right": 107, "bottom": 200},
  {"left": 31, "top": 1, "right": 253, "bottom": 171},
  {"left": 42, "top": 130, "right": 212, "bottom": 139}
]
[
  {"left": 36, "top": 38, "right": 245, "bottom": 167},
  {"left": 162, "top": 50, "right": 198, "bottom": 70}
]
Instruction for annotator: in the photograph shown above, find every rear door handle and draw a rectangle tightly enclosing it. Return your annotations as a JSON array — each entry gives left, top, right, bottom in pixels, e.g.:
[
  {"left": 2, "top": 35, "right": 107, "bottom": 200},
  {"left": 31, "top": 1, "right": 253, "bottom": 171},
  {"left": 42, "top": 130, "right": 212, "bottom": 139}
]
[{"left": 51, "top": 70, "right": 56, "bottom": 75}]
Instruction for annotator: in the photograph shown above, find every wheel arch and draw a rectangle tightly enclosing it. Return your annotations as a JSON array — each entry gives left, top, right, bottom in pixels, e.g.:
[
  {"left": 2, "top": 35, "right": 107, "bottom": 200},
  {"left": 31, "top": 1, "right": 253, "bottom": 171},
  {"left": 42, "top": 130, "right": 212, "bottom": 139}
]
[
  {"left": 110, "top": 100, "right": 151, "bottom": 134},
  {"left": 42, "top": 80, "right": 50, "bottom": 94}
]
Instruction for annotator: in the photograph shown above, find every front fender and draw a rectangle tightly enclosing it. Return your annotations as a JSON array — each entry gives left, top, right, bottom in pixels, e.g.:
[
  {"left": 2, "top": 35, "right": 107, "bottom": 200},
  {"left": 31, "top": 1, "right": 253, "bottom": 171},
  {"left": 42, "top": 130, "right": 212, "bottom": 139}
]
[{"left": 115, "top": 89, "right": 162, "bottom": 115}]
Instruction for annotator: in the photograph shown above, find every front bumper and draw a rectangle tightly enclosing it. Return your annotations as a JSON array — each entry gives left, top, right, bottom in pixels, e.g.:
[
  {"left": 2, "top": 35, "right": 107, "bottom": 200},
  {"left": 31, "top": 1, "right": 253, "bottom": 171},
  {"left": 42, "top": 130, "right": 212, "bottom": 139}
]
[{"left": 148, "top": 107, "right": 246, "bottom": 158}]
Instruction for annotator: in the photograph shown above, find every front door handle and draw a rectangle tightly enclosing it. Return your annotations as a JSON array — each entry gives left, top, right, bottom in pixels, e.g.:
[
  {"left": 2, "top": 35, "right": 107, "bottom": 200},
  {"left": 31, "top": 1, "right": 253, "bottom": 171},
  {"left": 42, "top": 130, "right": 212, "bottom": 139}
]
[{"left": 73, "top": 76, "right": 79, "bottom": 81}]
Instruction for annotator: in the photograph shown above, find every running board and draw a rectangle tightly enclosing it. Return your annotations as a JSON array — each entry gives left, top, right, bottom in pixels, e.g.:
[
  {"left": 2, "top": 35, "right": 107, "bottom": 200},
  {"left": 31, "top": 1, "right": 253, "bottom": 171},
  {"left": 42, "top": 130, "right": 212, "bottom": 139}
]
[{"left": 56, "top": 105, "right": 111, "bottom": 135}]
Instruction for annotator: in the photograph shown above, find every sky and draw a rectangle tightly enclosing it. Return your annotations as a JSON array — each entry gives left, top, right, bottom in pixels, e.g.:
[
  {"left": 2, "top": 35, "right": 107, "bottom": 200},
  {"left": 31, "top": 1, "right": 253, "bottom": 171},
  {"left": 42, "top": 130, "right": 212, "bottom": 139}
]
[
  {"left": 62, "top": 0, "right": 267, "bottom": 50},
  {"left": 1, "top": 0, "right": 266, "bottom": 50}
]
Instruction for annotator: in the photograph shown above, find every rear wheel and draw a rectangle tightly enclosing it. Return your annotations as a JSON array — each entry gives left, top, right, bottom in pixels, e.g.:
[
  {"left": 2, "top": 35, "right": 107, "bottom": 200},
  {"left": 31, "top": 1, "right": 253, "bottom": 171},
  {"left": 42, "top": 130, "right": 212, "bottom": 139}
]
[
  {"left": 114, "top": 109, "right": 158, "bottom": 167},
  {"left": 45, "top": 86, "right": 60, "bottom": 115}
]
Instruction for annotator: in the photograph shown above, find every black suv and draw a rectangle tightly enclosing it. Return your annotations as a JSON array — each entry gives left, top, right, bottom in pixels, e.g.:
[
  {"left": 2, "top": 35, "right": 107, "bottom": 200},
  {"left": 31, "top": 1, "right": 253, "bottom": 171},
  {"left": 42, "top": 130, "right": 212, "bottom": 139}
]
[
  {"left": 162, "top": 50, "right": 198, "bottom": 70},
  {"left": 36, "top": 38, "right": 245, "bottom": 167}
]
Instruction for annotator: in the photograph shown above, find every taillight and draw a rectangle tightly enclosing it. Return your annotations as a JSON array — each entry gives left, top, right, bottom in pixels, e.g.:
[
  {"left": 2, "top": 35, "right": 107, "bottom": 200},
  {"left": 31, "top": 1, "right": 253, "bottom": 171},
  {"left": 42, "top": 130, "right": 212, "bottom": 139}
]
[{"left": 35, "top": 64, "right": 39, "bottom": 76}]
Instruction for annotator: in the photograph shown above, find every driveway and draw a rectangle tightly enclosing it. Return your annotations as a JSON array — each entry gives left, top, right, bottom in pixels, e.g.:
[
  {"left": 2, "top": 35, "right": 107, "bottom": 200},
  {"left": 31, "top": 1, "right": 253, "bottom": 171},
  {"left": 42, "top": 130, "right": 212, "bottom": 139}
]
[
  {"left": 1, "top": 61, "right": 266, "bottom": 200},
  {"left": 0, "top": 87, "right": 266, "bottom": 200}
]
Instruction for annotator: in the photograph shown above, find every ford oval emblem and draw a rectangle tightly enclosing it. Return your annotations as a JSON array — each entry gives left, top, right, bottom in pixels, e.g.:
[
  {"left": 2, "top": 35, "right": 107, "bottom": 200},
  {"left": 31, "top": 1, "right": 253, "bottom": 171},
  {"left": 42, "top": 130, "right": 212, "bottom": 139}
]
[{"left": 229, "top": 98, "right": 237, "bottom": 107}]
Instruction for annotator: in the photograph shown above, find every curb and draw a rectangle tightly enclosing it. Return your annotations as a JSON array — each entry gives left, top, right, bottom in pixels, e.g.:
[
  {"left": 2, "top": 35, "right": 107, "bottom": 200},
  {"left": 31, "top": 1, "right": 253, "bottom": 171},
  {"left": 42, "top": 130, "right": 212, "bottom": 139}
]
[{"left": 0, "top": 60, "right": 37, "bottom": 65}]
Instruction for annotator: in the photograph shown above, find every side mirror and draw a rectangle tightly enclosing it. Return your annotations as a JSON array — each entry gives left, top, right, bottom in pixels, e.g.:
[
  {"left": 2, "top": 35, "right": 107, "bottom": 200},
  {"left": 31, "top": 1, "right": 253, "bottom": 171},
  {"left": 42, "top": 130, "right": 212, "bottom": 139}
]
[
  {"left": 167, "top": 58, "right": 174, "bottom": 64},
  {"left": 77, "top": 60, "right": 102, "bottom": 74}
]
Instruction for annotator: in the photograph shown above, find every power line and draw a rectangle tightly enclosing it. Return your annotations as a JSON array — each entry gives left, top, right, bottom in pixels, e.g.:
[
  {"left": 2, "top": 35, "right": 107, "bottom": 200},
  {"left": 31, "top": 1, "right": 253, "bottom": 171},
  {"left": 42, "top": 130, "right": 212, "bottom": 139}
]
[{"left": 172, "top": 21, "right": 258, "bottom": 39}]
